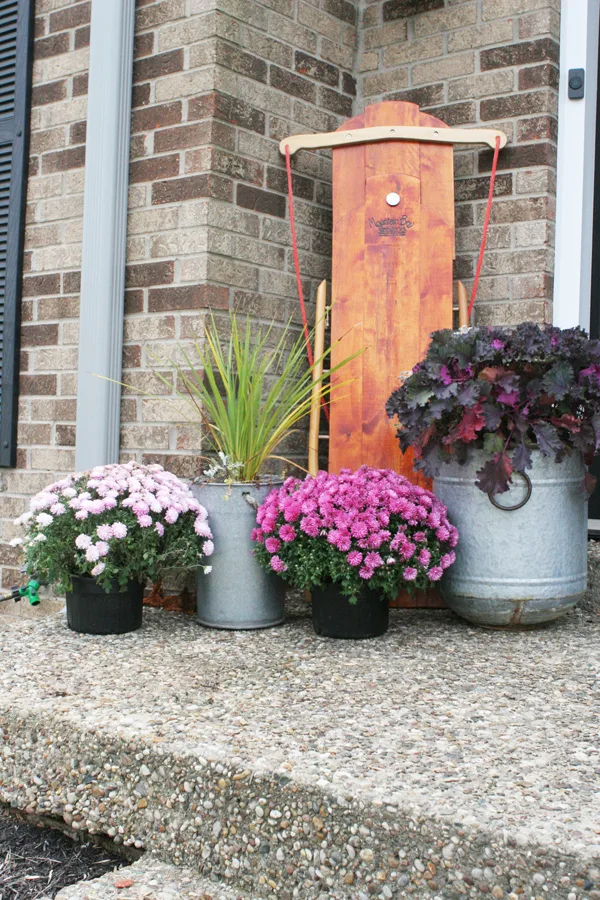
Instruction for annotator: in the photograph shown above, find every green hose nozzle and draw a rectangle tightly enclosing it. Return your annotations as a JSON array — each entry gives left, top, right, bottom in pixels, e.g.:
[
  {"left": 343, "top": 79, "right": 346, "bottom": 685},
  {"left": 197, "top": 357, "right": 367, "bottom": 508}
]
[{"left": 5, "top": 579, "right": 41, "bottom": 606}]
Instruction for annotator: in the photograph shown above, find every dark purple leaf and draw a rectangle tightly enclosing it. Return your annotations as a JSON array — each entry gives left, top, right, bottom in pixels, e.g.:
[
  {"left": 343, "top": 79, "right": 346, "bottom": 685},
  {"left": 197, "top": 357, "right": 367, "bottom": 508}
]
[
  {"left": 475, "top": 452, "right": 514, "bottom": 496},
  {"left": 512, "top": 440, "right": 532, "bottom": 474}
]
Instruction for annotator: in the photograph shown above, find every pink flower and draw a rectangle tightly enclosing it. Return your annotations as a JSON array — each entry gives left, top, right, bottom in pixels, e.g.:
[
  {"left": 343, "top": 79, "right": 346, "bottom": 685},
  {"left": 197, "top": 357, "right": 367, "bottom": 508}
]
[
  {"left": 279, "top": 524, "right": 296, "bottom": 543},
  {"left": 350, "top": 520, "right": 368, "bottom": 539},
  {"left": 427, "top": 566, "right": 443, "bottom": 582},
  {"left": 96, "top": 524, "right": 113, "bottom": 541},
  {"left": 155, "top": 521, "right": 165, "bottom": 536},
  {"left": 359, "top": 566, "right": 373, "bottom": 580},
  {"left": 400, "top": 542, "right": 416, "bottom": 560},
  {"left": 112, "top": 522, "right": 127, "bottom": 539},
  {"left": 51, "top": 503, "right": 66, "bottom": 516},
  {"left": 347, "top": 550, "right": 363, "bottom": 567},
  {"left": 132, "top": 501, "right": 149, "bottom": 516},
  {"left": 300, "top": 516, "right": 320, "bottom": 537},
  {"left": 265, "top": 537, "right": 281, "bottom": 553},
  {"left": 91, "top": 562, "right": 105, "bottom": 577},
  {"left": 204, "top": 540, "right": 214, "bottom": 557},
  {"left": 165, "top": 508, "right": 179, "bottom": 524},
  {"left": 440, "top": 551, "right": 456, "bottom": 569},
  {"left": 75, "top": 534, "right": 92, "bottom": 550},
  {"left": 138, "top": 515, "right": 153, "bottom": 528},
  {"left": 270, "top": 555, "right": 287, "bottom": 573},
  {"left": 418, "top": 548, "right": 431, "bottom": 567},
  {"left": 436, "top": 526, "right": 450, "bottom": 541},
  {"left": 403, "top": 567, "right": 418, "bottom": 581},
  {"left": 413, "top": 531, "right": 427, "bottom": 543},
  {"left": 75, "top": 509, "right": 89, "bottom": 521},
  {"left": 96, "top": 541, "right": 109, "bottom": 558},
  {"left": 85, "top": 545, "right": 100, "bottom": 563},
  {"left": 194, "top": 519, "right": 212, "bottom": 538},
  {"left": 365, "top": 552, "right": 383, "bottom": 569}
]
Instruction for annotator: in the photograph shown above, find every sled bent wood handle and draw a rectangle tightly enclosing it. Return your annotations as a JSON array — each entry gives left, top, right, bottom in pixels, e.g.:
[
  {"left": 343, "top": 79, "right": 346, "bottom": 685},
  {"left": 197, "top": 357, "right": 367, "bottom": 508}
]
[{"left": 280, "top": 124, "right": 508, "bottom": 156}]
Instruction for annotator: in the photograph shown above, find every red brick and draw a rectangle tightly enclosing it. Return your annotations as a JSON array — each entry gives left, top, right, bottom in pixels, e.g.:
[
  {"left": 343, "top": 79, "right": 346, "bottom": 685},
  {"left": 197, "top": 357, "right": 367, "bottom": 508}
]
[
  {"left": 21, "top": 324, "right": 59, "bottom": 347},
  {"left": 133, "top": 49, "right": 184, "bottom": 83},
  {"left": 32, "top": 79, "right": 67, "bottom": 107},
  {"left": 215, "top": 41, "right": 268, "bottom": 84},
  {"left": 455, "top": 173, "right": 513, "bottom": 202},
  {"left": 479, "top": 142, "right": 556, "bottom": 172},
  {"left": 132, "top": 83, "right": 151, "bottom": 109},
  {"left": 236, "top": 184, "right": 286, "bottom": 218},
  {"left": 189, "top": 92, "right": 266, "bottom": 135},
  {"left": 481, "top": 38, "right": 559, "bottom": 72},
  {"left": 70, "top": 121, "right": 87, "bottom": 145},
  {"left": 295, "top": 51, "right": 339, "bottom": 87},
  {"left": 126, "top": 261, "right": 175, "bottom": 288},
  {"left": 41, "top": 145, "right": 86, "bottom": 174},
  {"left": 323, "top": 0, "right": 356, "bottom": 24},
  {"left": 73, "top": 73, "right": 89, "bottom": 97},
  {"left": 49, "top": 2, "right": 91, "bottom": 33},
  {"left": 130, "top": 154, "right": 180, "bottom": 184},
  {"left": 152, "top": 173, "right": 233, "bottom": 205},
  {"left": 135, "top": 32, "right": 155, "bottom": 58},
  {"left": 18, "top": 423, "right": 52, "bottom": 445},
  {"left": 267, "top": 166, "right": 314, "bottom": 200},
  {"left": 63, "top": 271, "right": 81, "bottom": 294},
  {"left": 22, "top": 274, "right": 61, "bottom": 297},
  {"left": 132, "top": 102, "right": 182, "bottom": 134},
  {"left": 20, "top": 375, "right": 57, "bottom": 396},
  {"left": 125, "top": 290, "right": 145, "bottom": 315},
  {"left": 518, "top": 63, "right": 559, "bottom": 91},
  {"left": 74, "top": 25, "right": 90, "bottom": 49},
  {"left": 148, "top": 285, "right": 229, "bottom": 312},
  {"left": 56, "top": 424, "right": 76, "bottom": 446},
  {"left": 383, "top": 0, "right": 443, "bottom": 21},
  {"left": 123, "top": 345, "right": 142, "bottom": 368},
  {"left": 154, "top": 122, "right": 212, "bottom": 153},
  {"left": 270, "top": 65, "right": 315, "bottom": 103},
  {"left": 34, "top": 32, "right": 69, "bottom": 59}
]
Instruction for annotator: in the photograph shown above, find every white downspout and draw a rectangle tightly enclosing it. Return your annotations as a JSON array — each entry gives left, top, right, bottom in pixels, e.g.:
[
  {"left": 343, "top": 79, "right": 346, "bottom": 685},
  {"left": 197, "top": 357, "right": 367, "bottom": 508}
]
[
  {"left": 554, "top": 0, "right": 600, "bottom": 330},
  {"left": 75, "top": 0, "right": 136, "bottom": 471}
]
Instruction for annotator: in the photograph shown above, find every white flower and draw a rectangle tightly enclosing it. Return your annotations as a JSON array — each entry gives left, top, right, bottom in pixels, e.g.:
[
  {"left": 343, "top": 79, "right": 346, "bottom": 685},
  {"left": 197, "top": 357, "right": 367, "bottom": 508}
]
[
  {"left": 36, "top": 512, "right": 54, "bottom": 527},
  {"left": 203, "top": 565, "right": 212, "bottom": 575},
  {"left": 203, "top": 540, "right": 214, "bottom": 557},
  {"left": 34, "top": 533, "right": 47, "bottom": 543},
  {"left": 9, "top": 538, "right": 23, "bottom": 547},
  {"left": 112, "top": 522, "right": 127, "bottom": 539},
  {"left": 85, "top": 545, "right": 100, "bottom": 562},
  {"left": 50, "top": 503, "right": 66, "bottom": 515},
  {"left": 96, "top": 541, "right": 109, "bottom": 557},
  {"left": 75, "top": 510, "right": 89, "bottom": 520},
  {"left": 75, "top": 534, "right": 93, "bottom": 550},
  {"left": 62, "top": 487, "right": 77, "bottom": 499},
  {"left": 91, "top": 562, "right": 106, "bottom": 577}
]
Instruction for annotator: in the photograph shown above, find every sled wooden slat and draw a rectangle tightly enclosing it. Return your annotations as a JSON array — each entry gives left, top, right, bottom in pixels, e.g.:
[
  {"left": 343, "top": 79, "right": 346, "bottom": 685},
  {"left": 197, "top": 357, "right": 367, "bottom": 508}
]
[{"left": 329, "top": 101, "right": 455, "bottom": 608}]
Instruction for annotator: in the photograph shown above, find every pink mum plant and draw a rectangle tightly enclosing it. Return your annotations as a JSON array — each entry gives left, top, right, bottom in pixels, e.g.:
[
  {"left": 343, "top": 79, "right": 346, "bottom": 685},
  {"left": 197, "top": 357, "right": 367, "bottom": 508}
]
[
  {"left": 14, "top": 461, "right": 213, "bottom": 592},
  {"left": 252, "top": 466, "right": 457, "bottom": 601}
]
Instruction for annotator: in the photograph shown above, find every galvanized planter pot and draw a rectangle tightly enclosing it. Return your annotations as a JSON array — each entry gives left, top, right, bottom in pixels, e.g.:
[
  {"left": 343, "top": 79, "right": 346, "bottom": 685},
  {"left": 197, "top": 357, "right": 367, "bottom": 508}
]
[
  {"left": 433, "top": 450, "right": 587, "bottom": 627},
  {"left": 190, "top": 482, "right": 285, "bottom": 630}
]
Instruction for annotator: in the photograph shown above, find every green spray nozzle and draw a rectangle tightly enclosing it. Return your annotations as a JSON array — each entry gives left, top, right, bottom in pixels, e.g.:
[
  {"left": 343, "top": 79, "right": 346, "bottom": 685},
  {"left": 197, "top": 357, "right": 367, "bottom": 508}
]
[{"left": 12, "top": 579, "right": 41, "bottom": 606}]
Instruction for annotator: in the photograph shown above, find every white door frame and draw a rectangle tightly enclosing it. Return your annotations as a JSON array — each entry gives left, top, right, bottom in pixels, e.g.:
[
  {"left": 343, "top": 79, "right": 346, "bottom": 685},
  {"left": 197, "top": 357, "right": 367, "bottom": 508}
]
[{"left": 554, "top": 0, "right": 600, "bottom": 330}]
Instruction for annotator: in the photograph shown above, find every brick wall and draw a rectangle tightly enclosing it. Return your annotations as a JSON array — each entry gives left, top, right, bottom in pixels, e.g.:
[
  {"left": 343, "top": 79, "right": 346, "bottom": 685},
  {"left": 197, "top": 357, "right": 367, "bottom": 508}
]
[
  {"left": 120, "top": 0, "right": 359, "bottom": 478},
  {"left": 358, "top": 0, "right": 560, "bottom": 326},
  {"left": 0, "top": 0, "right": 90, "bottom": 588}
]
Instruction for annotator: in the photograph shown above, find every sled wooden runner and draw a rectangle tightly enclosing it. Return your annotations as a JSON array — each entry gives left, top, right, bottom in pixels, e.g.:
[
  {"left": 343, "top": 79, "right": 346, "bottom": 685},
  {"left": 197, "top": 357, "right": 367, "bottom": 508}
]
[{"left": 281, "top": 100, "right": 506, "bottom": 607}]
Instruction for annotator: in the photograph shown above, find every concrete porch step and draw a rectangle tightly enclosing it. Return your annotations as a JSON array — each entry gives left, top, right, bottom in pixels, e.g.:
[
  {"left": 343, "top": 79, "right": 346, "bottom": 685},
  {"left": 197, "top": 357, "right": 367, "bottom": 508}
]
[
  {"left": 0, "top": 601, "right": 599, "bottom": 900},
  {"left": 55, "top": 857, "right": 257, "bottom": 900}
]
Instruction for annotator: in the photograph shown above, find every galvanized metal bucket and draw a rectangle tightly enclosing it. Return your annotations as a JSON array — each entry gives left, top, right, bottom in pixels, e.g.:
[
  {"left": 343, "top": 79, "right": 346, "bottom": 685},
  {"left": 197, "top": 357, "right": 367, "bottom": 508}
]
[
  {"left": 190, "top": 481, "right": 285, "bottom": 630},
  {"left": 433, "top": 450, "right": 587, "bottom": 627}
]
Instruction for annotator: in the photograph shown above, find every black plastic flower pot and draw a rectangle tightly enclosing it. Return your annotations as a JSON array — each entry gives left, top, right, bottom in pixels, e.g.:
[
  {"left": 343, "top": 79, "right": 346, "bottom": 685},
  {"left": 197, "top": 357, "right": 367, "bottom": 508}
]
[
  {"left": 311, "top": 582, "right": 389, "bottom": 639},
  {"left": 66, "top": 576, "right": 144, "bottom": 635}
]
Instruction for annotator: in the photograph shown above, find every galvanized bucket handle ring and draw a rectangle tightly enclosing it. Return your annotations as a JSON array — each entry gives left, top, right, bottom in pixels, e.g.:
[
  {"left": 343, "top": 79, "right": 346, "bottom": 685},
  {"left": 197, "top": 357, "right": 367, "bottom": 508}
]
[
  {"left": 488, "top": 470, "right": 532, "bottom": 512},
  {"left": 242, "top": 491, "right": 260, "bottom": 511}
]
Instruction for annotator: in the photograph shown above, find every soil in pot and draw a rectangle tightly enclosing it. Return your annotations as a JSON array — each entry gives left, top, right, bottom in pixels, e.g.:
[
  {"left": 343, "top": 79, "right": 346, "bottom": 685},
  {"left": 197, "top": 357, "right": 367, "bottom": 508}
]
[
  {"left": 312, "top": 582, "right": 389, "bottom": 639},
  {"left": 66, "top": 576, "right": 144, "bottom": 635}
]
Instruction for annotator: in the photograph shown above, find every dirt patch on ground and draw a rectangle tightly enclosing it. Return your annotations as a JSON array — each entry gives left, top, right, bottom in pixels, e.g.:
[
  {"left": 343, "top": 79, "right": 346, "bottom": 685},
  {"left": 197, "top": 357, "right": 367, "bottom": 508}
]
[
  {"left": 0, "top": 811, "right": 124, "bottom": 899},
  {"left": 581, "top": 539, "right": 600, "bottom": 616}
]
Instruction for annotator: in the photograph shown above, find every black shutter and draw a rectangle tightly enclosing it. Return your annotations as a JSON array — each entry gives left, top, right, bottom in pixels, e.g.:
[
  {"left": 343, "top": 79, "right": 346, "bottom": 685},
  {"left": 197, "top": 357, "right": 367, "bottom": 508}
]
[{"left": 0, "top": 0, "right": 33, "bottom": 467}]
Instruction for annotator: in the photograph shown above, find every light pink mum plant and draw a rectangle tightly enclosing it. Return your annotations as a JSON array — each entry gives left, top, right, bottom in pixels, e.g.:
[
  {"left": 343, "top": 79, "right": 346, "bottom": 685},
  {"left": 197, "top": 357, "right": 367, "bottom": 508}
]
[
  {"left": 252, "top": 466, "right": 457, "bottom": 602},
  {"left": 13, "top": 461, "right": 213, "bottom": 592}
]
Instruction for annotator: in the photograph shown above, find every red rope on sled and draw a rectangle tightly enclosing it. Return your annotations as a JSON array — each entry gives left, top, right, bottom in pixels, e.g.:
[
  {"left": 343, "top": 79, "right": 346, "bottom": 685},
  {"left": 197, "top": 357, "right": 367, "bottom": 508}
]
[
  {"left": 468, "top": 134, "right": 502, "bottom": 321},
  {"left": 285, "top": 143, "right": 330, "bottom": 422}
]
